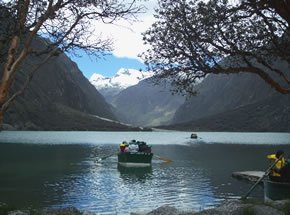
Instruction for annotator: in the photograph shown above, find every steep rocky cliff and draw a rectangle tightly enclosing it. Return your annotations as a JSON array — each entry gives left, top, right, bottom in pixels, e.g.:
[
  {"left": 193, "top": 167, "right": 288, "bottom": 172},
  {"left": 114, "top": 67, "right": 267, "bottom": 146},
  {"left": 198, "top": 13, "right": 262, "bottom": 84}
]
[
  {"left": 169, "top": 73, "right": 290, "bottom": 132},
  {"left": 112, "top": 79, "right": 185, "bottom": 127},
  {"left": 2, "top": 38, "right": 139, "bottom": 131}
]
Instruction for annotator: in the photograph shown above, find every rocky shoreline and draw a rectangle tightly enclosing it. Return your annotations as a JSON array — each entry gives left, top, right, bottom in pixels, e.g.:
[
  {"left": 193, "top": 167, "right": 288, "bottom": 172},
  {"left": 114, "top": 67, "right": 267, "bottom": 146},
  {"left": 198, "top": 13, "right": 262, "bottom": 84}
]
[{"left": 2, "top": 199, "right": 290, "bottom": 215}]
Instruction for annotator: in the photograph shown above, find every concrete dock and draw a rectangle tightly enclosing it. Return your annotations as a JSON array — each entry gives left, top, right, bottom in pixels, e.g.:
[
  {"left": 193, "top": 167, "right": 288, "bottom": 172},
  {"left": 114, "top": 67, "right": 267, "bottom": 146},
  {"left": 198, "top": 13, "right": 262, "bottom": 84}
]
[{"left": 232, "top": 171, "right": 265, "bottom": 183}]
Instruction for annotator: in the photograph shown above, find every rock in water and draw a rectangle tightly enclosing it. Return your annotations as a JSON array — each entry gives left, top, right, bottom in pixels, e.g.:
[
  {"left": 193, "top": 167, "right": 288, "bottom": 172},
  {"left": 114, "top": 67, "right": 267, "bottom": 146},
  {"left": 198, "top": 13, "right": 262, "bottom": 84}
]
[{"left": 146, "top": 205, "right": 179, "bottom": 215}]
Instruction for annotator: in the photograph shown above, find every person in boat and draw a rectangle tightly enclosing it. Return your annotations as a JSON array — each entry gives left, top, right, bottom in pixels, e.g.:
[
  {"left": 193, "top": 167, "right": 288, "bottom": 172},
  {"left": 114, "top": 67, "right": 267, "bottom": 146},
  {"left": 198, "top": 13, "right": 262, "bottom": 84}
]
[
  {"left": 267, "top": 150, "right": 286, "bottom": 182},
  {"left": 128, "top": 141, "right": 139, "bottom": 152},
  {"left": 130, "top": 139, "right": 137, "bottom": 144},
  {"left": 138, "top": 141, "right": 151, "bottom": 153},
  {"left": 279, "top": 158, "right": 290, "bottom": 183},
  {"left": 119, "top": 141, "right": 128, "bottom": 153}
]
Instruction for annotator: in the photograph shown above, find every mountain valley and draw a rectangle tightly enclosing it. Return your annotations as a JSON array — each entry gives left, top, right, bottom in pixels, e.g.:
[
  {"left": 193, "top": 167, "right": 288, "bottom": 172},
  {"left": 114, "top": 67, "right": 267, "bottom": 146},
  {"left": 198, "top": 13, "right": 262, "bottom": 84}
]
[
  {"left": 2, "top": 39, "right": 289, "bottom": 132},
  {"left": 2, "top": 38, "right": 143, "bottom": 131},
  {"left": 91, "top": 70, "right": 290, "bottom": 132}
]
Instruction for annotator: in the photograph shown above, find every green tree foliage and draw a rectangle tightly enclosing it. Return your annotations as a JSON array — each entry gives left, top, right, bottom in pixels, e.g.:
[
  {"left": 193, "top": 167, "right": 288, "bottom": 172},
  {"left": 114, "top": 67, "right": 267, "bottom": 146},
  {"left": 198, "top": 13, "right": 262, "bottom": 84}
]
[
  {"left": 0, "top": 0, "right": 144, "bottom": 127},
  {"left": 141, "top": 0, "right": 290, "bottom": 95}
]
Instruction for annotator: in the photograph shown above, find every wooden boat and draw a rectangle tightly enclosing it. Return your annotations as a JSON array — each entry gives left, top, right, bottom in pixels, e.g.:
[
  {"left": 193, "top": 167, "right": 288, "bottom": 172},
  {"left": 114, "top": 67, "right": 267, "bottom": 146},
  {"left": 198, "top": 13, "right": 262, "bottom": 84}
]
[
  {"left": 118, "top": 140, "right": 153, "bottom": 167},
  {"left": 264, "top": 179, "right": 290, "bottom": 201},
  {"left": 117, "top": 163, "right": 152, "bottom": 177},
  {"left": 118, "top": 152, "right": 153, "bottom": 167}
]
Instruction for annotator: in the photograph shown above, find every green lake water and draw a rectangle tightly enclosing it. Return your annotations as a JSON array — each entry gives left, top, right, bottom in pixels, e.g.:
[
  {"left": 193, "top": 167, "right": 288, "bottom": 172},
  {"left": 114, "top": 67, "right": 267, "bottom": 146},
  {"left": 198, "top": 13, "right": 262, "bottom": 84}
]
[{"left": 0, "top": 131, "right": 290, "bottom": 214}]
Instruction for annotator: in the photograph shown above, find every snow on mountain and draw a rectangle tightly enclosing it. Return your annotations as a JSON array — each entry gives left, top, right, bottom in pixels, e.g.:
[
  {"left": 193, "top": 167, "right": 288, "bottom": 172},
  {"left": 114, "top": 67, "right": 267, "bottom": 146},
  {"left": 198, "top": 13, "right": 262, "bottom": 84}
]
[{"left": 90, "top": 68, "right": 154, "bottom": 90}]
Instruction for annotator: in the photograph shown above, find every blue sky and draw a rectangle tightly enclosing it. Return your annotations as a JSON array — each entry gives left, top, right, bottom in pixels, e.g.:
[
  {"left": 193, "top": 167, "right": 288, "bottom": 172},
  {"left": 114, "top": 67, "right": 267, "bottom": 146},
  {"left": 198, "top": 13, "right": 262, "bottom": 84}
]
[
  {"left": 67, "top": 0, "right": 156, "bottom": 79},
  {"left": 70, "top": 52, "right": 147, "bottom": 78}
]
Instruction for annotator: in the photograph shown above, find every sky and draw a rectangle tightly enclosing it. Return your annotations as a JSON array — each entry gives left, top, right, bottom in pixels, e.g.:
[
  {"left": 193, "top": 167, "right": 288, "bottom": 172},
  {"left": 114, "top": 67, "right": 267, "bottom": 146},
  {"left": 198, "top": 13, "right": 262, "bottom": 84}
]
[
  {"left": 70, "top": 51, "right": 147, "bottom": 78},
  {"left": 70, "top": 0, "right": 157, "bottom": 79}
]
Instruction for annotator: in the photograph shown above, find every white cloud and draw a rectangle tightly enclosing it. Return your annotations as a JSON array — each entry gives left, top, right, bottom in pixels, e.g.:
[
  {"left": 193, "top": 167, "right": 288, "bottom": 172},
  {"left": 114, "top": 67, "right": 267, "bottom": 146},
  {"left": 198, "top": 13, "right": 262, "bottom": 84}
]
[
  {"left": 90, "top": 0, "right": 157, "bottom": 61},
  {"left": 88, "top": 0, "right": 240, "bottom": 61}
]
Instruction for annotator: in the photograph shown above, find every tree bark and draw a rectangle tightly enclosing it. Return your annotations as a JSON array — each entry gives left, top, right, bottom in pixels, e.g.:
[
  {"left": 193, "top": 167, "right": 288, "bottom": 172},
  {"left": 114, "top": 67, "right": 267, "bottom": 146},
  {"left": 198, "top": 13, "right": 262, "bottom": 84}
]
[
  {"left": 0, "top": 110, "right": 3, "bottom": 130},
  {"left": 0, "top": 34, "right": 20, "bottom": 128},
  {"left": 0, "top": 72, "right": 13, "bottom": 129}
]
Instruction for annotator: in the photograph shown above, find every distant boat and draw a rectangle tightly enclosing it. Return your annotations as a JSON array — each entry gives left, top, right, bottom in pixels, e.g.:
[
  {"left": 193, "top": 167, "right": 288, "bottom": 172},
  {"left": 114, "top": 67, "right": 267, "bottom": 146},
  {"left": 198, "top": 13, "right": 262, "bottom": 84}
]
[
  {"left": 264, "top": 179, "right": 290, "bottom": 201},
  {"left": 118, "top": 140, "right": 153, "bottom": 167},
  {"left": 190, "top": 133, "right": 198, "bottom": 139}
]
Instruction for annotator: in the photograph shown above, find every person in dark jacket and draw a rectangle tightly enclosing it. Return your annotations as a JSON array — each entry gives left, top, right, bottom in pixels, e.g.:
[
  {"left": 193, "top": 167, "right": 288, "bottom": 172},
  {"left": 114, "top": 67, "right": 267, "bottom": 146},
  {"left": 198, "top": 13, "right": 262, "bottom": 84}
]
[{"left": 279, "top": 159, "right": 290, "bottom": 183}]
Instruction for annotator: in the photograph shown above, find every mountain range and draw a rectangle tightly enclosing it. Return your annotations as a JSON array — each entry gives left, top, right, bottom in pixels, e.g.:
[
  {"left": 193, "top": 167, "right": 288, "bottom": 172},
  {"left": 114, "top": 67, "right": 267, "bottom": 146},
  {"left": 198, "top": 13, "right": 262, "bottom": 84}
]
[
  {"left": 90, "top": 70, "right": 185, "bottom": 127},
  {"left": 1, "top": 38, "right": 144, "bottom": 131},
  {"left": 111, "top": 78, "right": 185, "bottom": 126},
  {"left": 2, "top": 36, "right": 289, "bottom": 131},
  {"left": 90, "top": 68, "right": 153, "bottom": 103},
  {"left": 90, "top": 67, "right": 290, "bottom": 131},
  {"left": 166, "top": 73, "right": 290, "bottom": 132}
]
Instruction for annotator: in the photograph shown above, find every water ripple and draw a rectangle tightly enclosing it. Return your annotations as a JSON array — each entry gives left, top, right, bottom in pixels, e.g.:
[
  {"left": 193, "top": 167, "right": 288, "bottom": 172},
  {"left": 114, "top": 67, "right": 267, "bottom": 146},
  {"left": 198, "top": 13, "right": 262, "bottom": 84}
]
[{"left": 1, "top": 131, "right": 287, "bottom": 214}]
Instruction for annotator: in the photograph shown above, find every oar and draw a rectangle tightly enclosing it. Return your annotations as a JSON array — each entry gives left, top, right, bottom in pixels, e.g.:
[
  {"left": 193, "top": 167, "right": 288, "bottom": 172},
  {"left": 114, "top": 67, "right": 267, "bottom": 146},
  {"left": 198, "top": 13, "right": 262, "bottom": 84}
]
[
  {"left": 154, "top": 154, "right": 173, "bottom": 163},
  {"left": 96, "top": 153, "right": 115, "bottom": 162},
  {"left": 241, "top": 155, "right": 282, "bottom": 200}
]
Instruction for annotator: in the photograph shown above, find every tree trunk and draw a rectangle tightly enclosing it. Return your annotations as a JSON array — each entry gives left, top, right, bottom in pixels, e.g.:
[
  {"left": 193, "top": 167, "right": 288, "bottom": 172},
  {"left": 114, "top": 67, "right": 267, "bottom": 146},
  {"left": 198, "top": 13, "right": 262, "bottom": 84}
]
[
  {"left": 0, "top": 84, "right": 8, "bottom": 130},
  {"left": 0, "top": 67, "right": 13, "bottom": 129},
  {"left": 0, "top": 110, "right": 4, "bottom": 131}
]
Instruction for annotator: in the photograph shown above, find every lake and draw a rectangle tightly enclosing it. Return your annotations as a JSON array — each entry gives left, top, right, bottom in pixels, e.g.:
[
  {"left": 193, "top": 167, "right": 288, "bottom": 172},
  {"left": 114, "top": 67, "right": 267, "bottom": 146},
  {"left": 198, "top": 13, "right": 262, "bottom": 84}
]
[{"left": 0, "top": 131, "right": 290, "bottom": 214}]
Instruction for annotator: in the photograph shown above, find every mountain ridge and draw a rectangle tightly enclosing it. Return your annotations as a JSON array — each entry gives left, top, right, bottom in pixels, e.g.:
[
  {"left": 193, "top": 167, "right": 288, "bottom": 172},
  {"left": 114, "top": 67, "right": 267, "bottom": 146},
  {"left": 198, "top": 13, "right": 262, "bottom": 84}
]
[
  {"left": 2, "top": 38, "right": 144, "bottom": 131},
  {"left": 165, "top": 73, "right": 290, "bottom": 132},
  {"left": 160, "top": 93, "right": 290, "bottom": 132},
  {"left": 109, "top": 78, "right": 185, "bottom": 127},
  {"left": 90, "top": 68, "right": 153, "bottom": 101}
]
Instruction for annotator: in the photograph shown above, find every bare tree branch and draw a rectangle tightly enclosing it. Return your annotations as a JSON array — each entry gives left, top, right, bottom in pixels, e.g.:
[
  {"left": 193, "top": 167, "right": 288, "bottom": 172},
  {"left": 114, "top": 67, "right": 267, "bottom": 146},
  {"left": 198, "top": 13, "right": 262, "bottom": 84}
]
[{"left": 0, "top": 0, "right": 145, "bottom": 127}]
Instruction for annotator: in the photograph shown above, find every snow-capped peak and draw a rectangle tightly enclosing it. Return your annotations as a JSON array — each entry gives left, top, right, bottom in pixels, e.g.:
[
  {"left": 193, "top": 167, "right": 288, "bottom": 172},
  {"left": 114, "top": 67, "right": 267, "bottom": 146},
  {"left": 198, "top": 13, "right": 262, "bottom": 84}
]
[{"left": 90, "top": 68, "right": 153, "bottom": 90}]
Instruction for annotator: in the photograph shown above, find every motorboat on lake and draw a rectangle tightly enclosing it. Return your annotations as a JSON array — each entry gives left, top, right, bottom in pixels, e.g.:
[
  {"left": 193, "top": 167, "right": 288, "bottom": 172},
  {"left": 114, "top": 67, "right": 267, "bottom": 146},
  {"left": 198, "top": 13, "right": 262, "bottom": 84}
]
[{"left": 190, "top": 133, "right": 198, "bottom": 139}]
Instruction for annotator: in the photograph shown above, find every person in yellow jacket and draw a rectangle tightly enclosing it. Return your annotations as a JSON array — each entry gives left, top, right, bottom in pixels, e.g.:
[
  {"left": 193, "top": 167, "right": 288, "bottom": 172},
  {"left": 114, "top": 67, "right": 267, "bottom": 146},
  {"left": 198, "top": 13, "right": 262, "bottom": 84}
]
[{"left": 267, "top": 150, "right": 286, "bottom": 181}]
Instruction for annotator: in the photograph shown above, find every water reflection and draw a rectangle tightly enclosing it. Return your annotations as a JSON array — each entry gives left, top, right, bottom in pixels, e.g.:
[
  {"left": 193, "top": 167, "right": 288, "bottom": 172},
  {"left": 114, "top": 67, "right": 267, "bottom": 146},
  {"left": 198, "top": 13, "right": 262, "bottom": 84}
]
[
  {"left": 117, "top": 164, "right": 152, "bottom": 182},
  {"left": 0, "top": 143, "right": 91, "bottom": 209},
  {"left": 0, "top": 132, "right": 290, "bottom": 214}
]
